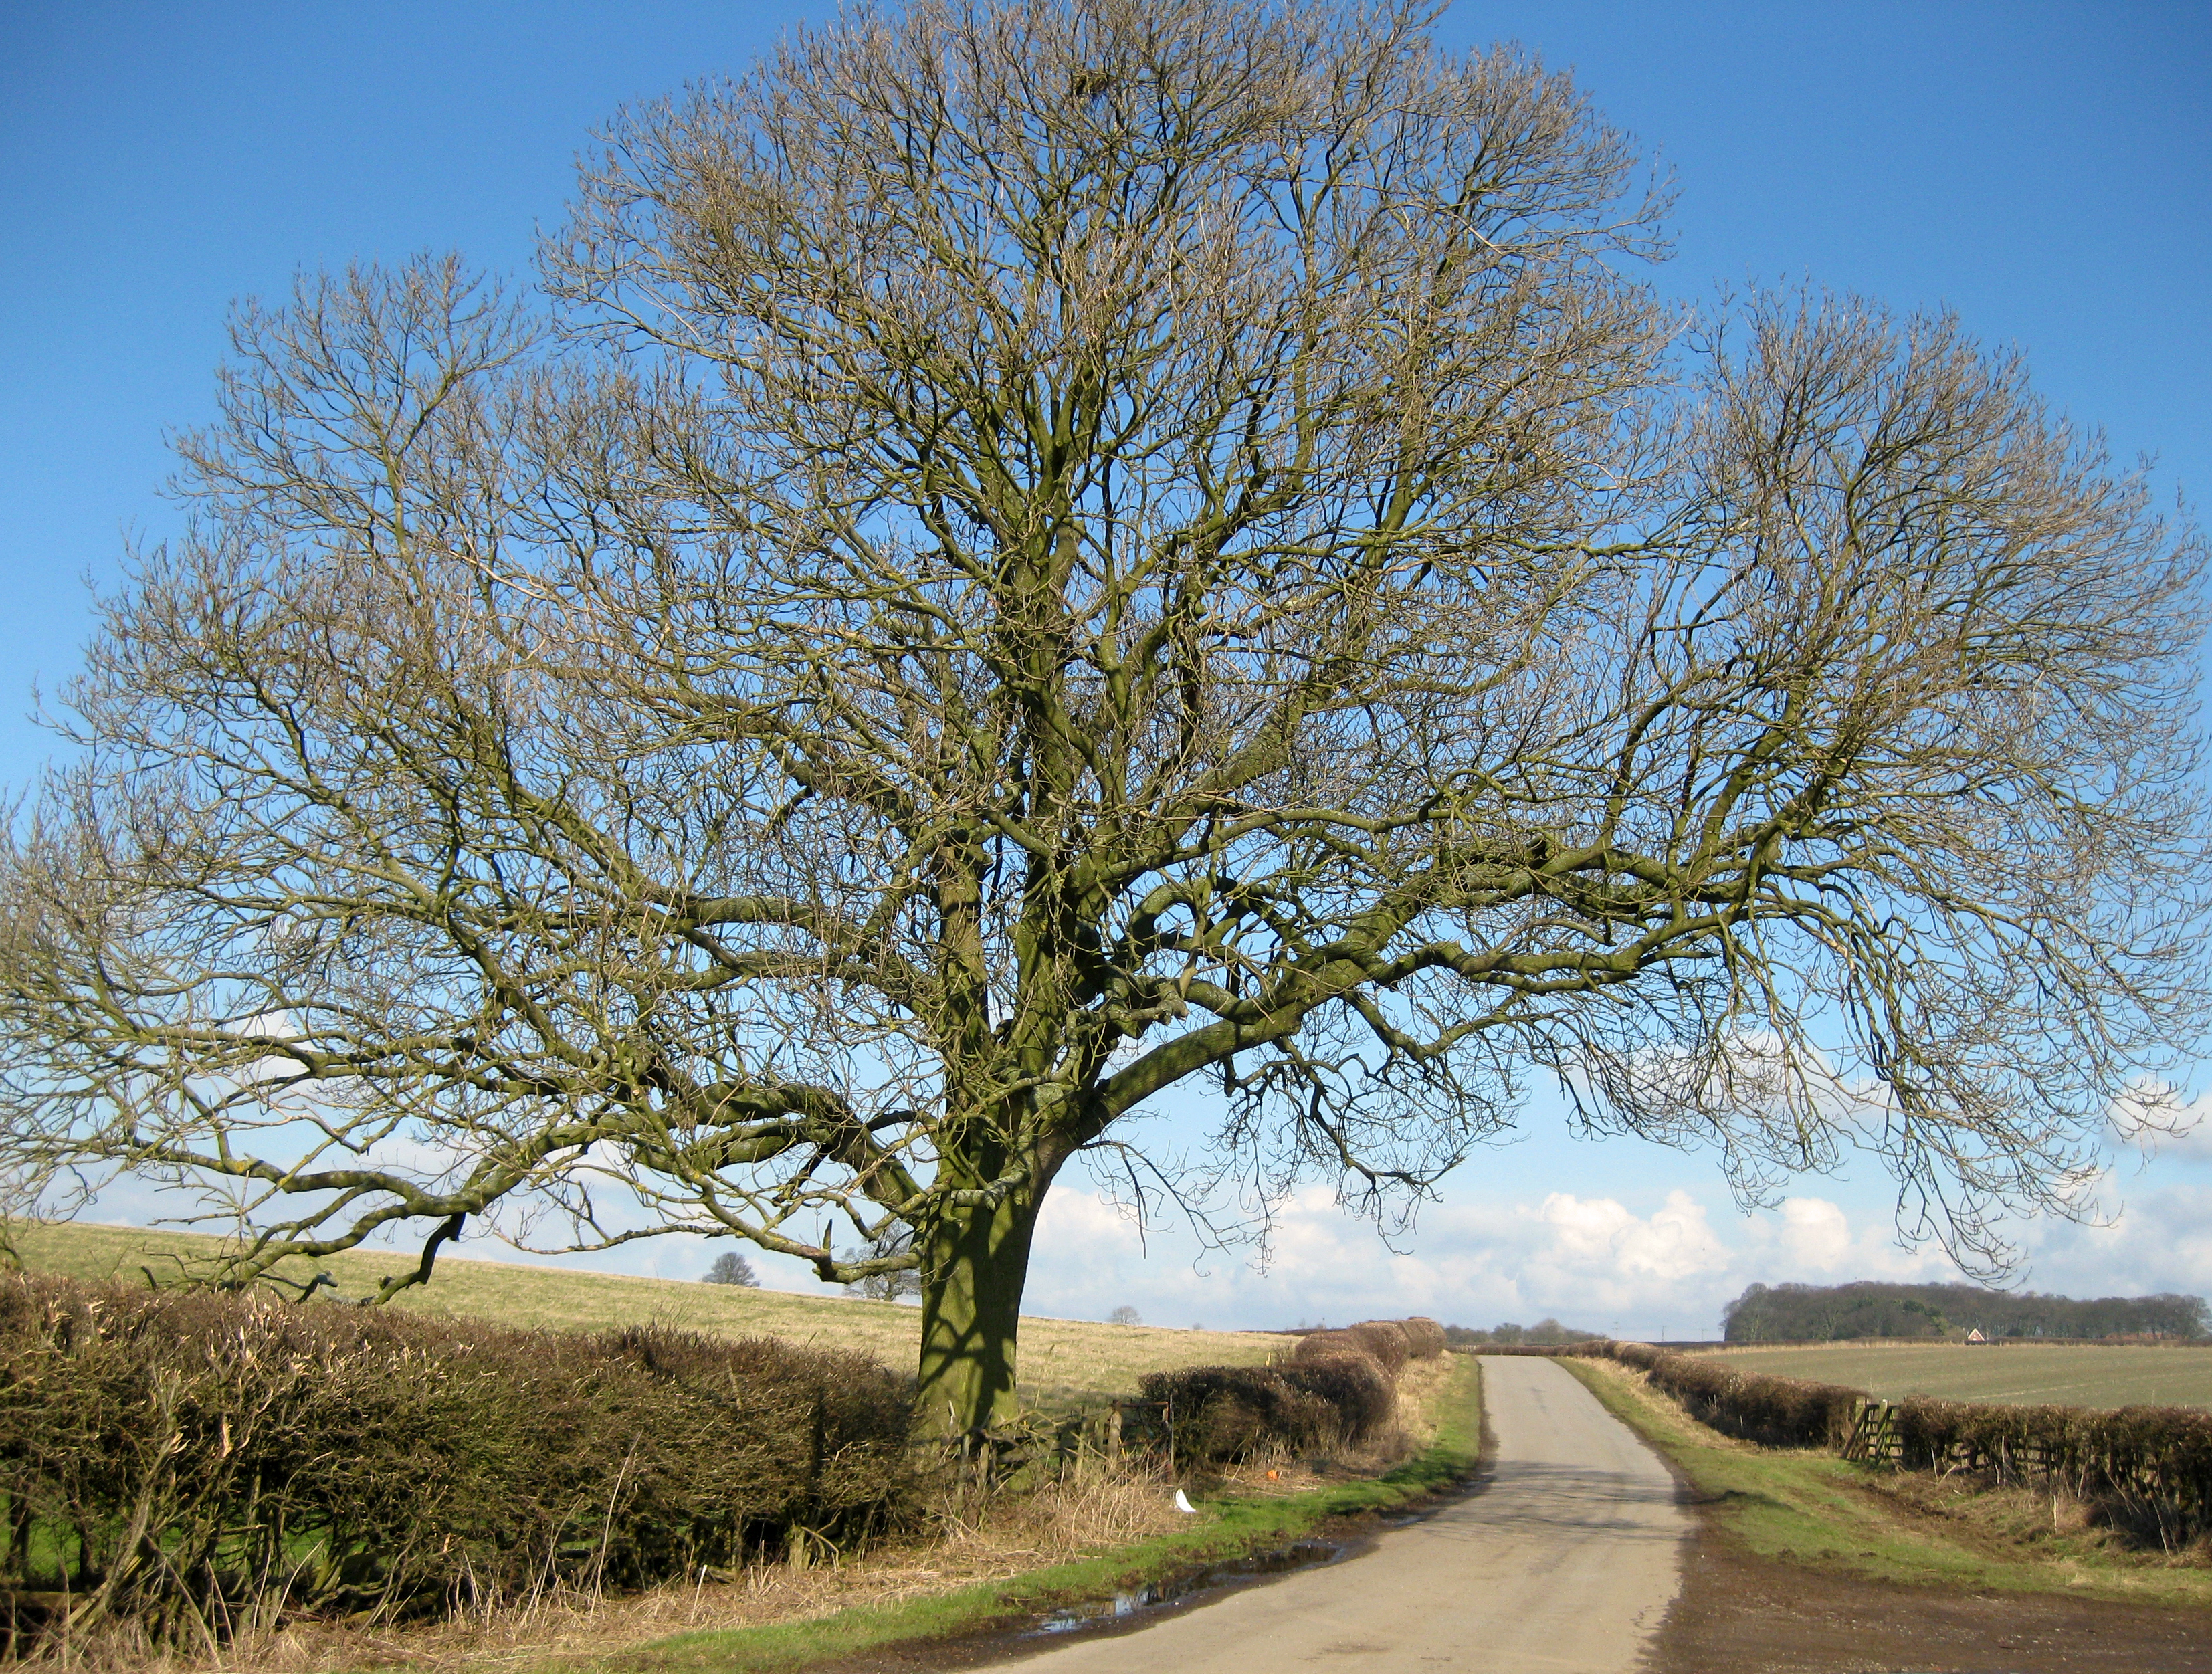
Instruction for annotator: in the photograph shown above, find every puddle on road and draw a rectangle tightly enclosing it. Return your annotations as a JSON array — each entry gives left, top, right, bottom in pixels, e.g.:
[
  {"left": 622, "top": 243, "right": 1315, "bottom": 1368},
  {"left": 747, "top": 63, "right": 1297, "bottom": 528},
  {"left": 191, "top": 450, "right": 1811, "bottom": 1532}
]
[{"left": 1029, "top": 1539, "right": 1345, "bottom": 1636}]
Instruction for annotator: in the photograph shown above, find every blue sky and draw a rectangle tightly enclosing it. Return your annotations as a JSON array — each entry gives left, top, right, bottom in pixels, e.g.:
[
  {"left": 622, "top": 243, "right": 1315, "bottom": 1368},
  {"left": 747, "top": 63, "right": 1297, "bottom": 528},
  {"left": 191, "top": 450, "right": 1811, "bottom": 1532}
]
[{"left": 5, "top": 2, "right": 2210, "bottom": 1336}]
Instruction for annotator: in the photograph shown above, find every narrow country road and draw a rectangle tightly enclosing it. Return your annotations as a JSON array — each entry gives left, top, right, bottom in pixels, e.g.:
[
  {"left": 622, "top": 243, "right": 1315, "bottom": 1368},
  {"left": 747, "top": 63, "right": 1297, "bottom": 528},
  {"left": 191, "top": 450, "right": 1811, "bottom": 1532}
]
[{"left": 1005, "top": 1356, "right": 1689, "bottom": 1674}]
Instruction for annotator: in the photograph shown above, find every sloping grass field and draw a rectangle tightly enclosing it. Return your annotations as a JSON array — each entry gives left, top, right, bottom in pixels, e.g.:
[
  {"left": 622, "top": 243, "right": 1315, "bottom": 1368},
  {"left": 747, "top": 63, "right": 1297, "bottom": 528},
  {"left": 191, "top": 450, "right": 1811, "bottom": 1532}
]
[
  {"left": 1685, "top": 1341, "right": 2212, "bottom": 1410},
  {"left": 5, "top": 1219, "right": 1279, "bottom": 1404}
]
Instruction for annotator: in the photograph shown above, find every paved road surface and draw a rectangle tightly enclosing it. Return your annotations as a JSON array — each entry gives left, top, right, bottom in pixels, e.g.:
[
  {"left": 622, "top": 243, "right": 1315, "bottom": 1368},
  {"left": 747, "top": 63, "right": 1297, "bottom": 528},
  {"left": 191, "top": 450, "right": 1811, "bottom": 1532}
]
[{"left": 1005, "top": 1355, "right": 1688, "bottom": 1674}]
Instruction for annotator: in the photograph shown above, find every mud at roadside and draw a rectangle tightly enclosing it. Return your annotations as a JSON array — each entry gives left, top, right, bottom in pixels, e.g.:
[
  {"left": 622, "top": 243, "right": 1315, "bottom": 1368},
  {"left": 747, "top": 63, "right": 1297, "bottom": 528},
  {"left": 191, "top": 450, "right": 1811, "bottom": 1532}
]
[{"left": 1653, "top": 1531, "right": 2212, "bottom": 1673}]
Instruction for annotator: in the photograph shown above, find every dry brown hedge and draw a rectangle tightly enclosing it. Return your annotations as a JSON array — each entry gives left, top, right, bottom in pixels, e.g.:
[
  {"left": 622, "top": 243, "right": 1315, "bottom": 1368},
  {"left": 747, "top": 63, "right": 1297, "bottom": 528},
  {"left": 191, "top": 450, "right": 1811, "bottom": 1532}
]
[
  {"left": 1148, "top": 1320, "right": 1439, "bottom": 1465},
  {"left": 1399, "top": 1317, "right": 1447, "bottom": 1359},
  {"left": 0, "top": 1273, "right": 911, "bottom": 1648},
  {"left": 1288, "top": 1328, "right": 1359, "bottom": 1363},
  {"left": 1341, "top": 1321, "right": 1412, "bottom": 1374},
  {"left": 1135, "top": 1365, "right": 1336, "bottom": 1464},
  {"left": 1291, "top": 1324, "right": 1407, "bottom": 1370},
  {"left": 1607, "top": 1341, "right": 1862, "bottom": 1449},
  {"left": 1140, "top": 1352, "right": 1397, "bottom": 1466}
]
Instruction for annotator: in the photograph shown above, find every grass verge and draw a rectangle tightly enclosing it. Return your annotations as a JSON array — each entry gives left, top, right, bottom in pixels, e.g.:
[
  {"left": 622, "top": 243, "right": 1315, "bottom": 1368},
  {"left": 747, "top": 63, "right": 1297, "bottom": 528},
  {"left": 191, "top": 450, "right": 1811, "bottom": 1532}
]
[
  {"left": 554, "top": 1356, "right": 1485, "bottom": 1674},
  {"left": 1556, "top": 1354, "right": 2212, "bottom": 1611}
]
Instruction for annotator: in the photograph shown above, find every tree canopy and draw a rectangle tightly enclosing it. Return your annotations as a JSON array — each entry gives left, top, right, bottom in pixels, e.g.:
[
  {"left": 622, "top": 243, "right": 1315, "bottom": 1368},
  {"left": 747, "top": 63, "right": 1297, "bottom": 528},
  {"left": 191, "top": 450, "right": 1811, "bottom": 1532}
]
[{"left": 1, "top": 0, "right": 2205, "bottom": 1437}]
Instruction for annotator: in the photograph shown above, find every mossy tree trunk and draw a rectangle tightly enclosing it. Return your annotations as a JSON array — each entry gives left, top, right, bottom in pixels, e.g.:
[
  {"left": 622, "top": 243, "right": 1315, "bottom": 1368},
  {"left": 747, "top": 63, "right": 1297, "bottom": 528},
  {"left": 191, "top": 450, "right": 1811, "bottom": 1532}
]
[{"left": 913, "top": 1181, "right": 1047, "bottom": 1440}]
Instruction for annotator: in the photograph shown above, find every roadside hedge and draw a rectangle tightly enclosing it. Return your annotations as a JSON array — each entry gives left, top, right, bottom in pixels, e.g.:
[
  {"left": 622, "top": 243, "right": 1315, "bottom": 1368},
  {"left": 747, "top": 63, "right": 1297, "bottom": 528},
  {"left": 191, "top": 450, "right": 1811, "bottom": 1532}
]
[
  {"left": 1341, "top": 1321, "right": 1413, "bottom": 1373},
  {"left": 1884, "top": 1394, "right": 2212, "bottom": 1546},
  {"left": 1136, "top": 1364, "right": 1338, "bottom": 1464},
  {"left": 1486, "top": 1338, "right": 2212, "bottom": 1548},
  {"left": 1144, "top": 1318, "right": 1435, "bottom": 1465},
  {"left": 1399, "top": 1317, "right": 1448, "bottom": 1359},
  {"left": 0, "top": 1273, "right": 912, "bottom": 1647},
  {"left": 1607, "top": 1340, "right": 1863, "bottom": 1449}
]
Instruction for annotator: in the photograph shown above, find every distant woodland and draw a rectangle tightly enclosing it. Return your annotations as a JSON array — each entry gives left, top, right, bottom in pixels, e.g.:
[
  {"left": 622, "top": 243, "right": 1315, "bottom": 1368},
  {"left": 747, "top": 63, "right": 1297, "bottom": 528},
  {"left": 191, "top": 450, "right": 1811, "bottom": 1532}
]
[
  {"left": 1722, "top": 1281, "right": 2209, "bottom": 1342},
  {"left": 1441, "top": 1318, "right": 1605, "bottom": 1346}
]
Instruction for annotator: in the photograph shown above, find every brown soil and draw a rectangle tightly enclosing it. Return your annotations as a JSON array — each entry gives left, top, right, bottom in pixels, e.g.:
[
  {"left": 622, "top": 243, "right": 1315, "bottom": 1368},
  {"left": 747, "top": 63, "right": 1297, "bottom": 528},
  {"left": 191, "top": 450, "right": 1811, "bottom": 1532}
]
[{"left": 1654, "top": 1532, "right": 2212, "bottom": 1673}]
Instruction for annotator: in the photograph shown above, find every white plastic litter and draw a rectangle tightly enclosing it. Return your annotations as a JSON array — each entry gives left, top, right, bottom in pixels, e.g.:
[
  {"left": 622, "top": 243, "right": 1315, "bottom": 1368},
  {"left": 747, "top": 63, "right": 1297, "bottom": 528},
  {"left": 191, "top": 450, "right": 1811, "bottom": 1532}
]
[{"left": 1173, "top": 1489, "right": 1200, "bottom": 1514}]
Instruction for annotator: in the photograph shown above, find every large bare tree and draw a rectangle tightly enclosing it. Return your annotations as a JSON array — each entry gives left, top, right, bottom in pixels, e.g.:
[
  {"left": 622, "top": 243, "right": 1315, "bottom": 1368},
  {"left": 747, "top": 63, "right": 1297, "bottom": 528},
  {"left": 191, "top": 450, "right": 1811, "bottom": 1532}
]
[{"left": 1, "top": 0, "right": 2205, "bottom": 1438}]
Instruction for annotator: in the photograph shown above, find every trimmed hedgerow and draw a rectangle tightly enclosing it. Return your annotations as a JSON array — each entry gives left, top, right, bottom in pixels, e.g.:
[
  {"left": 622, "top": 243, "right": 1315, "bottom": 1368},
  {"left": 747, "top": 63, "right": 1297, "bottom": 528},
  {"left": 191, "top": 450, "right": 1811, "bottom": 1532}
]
[
  {"left": 1340, "top": 1321, "right": 1413, "bottom": 1374},
  {"left": 1884, "top": 1394, "right": 2212, "bottom": 1546},
  {"left": 1146, "top": 1320, "right": 1429, "bottom": 1465},
  {"left": 1399, "top": 1317, "right": 1448, "bottom": 1360},
  {"left": 1495, "top": 1338, "right": 2212, "bottom": 1548},
  {"left": 1284, "top": 1350, "right": 1397, "bottom": 1435},
  {"left": 0, "top": 1273, "right": 911, "bottom": 1647},
  {"left": 1290, "top": 1321, "right": 1413, "bottom": 1374},
  {"left": 1288, "top": 1328, "right": 1354, "bottom": 1363},
  {"left": 1142, "top": 1352, "right": 1398, "bottom": 1465},
  {"left": 1136, "top": 1364, "right": 1340, "bottom": 1464},
  {"left": 1617, "top": 1342, "right": 1862, "bottom": 1449}
]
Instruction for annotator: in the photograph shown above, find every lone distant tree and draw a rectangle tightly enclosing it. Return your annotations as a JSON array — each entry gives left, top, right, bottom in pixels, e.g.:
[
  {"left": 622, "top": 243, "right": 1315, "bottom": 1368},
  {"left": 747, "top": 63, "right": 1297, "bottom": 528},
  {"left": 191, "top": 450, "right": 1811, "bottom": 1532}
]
[
  {"left": 0, "top": 0, "right": 2205, "bottom": 1442},
  {"left": 1109, "top": 1305, "right": 1142, "bottom": 1326},
  {"left": 704, "top": 1251, "right": 760, "bottom": 1287}
]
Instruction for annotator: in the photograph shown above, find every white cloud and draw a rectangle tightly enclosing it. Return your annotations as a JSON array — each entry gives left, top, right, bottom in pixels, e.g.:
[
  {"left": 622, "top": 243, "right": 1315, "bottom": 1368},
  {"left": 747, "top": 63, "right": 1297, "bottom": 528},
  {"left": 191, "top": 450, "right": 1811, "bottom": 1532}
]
[
  {"left": 2005, "top": 1186, "right": 2212, "bottom": 1299},
  {"left": 2127, "top": 1089, "right": 2212, "bottom": 1162},
  {"left": 1528, "top": 1189, "right": 1731, "bottom": 1283},
  {"left": 1017, "top": 1177, "right": 2205, "bottom": 1340},
  {"left": 1022, "top": 1184, "right": 1800, "bottom": 1336},
  {"left": 1769, "top": 1196, "right": 1852, "bottom": 1270}
]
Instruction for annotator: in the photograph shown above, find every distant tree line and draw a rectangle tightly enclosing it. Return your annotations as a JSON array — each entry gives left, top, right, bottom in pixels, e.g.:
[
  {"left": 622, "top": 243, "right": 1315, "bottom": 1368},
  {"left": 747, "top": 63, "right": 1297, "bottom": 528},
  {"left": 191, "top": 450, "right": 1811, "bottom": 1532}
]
[
  {"left": 1441, "top": 1318, "right": 1605, "bottom": 1347},
  {"left": 1722, "top": 1281, "right": 2209, "bottom": 1342}
]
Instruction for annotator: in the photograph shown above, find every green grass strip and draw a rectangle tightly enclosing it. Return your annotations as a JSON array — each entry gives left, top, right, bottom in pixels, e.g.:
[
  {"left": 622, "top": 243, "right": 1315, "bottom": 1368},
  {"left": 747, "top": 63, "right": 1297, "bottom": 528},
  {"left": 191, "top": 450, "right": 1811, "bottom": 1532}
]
[
  {"left": 557, "top": 1357, "right": 1484, "bottom": 1674},
  {"left": 1555, "top": 1355, "right": 2212, "bottom": 1611}
]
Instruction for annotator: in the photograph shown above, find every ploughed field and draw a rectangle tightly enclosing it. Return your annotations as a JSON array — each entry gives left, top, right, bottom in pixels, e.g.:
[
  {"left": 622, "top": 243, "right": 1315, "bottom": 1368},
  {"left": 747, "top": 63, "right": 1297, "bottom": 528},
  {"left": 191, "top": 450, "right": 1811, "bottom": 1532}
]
[
  {"left": 1686, "top": 1341, "right": 2212, "bottom": 1409},
  {"left": 7, "top": 1220, "right": 1277, "bottom": 1404}
]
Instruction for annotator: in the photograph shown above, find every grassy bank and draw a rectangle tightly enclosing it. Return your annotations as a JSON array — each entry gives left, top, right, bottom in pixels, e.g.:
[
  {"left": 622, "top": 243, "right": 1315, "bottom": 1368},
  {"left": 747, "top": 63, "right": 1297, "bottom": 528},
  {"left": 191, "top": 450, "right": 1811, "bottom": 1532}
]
[
  {"left": 1558, "top": 1355, "right": 2212, "bottom": 1610},
  {"left": 556, "top": 1354, "right": 1484, "bottom": 1674},
  {"left": 4, "top": 1221, "right": 1276, "bottom": 1404}
]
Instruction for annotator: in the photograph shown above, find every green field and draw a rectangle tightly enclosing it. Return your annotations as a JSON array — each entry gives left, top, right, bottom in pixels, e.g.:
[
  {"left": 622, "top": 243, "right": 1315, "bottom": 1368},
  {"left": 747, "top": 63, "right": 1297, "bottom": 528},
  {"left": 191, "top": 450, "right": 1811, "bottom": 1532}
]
[
  {"left": 4, "top": 1220, "right": 1278, "bottom": 1404},
  {"left": 1688, "top": 1341, "right": 2212, "bottom": 1410}
]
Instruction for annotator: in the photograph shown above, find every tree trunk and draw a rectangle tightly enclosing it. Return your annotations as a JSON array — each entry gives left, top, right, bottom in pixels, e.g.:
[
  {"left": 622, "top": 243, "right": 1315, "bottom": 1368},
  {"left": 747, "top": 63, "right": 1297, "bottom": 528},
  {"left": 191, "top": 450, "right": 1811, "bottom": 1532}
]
[{"left": 914, "top": 1186, "right": 1044, "bottom": 1441}]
